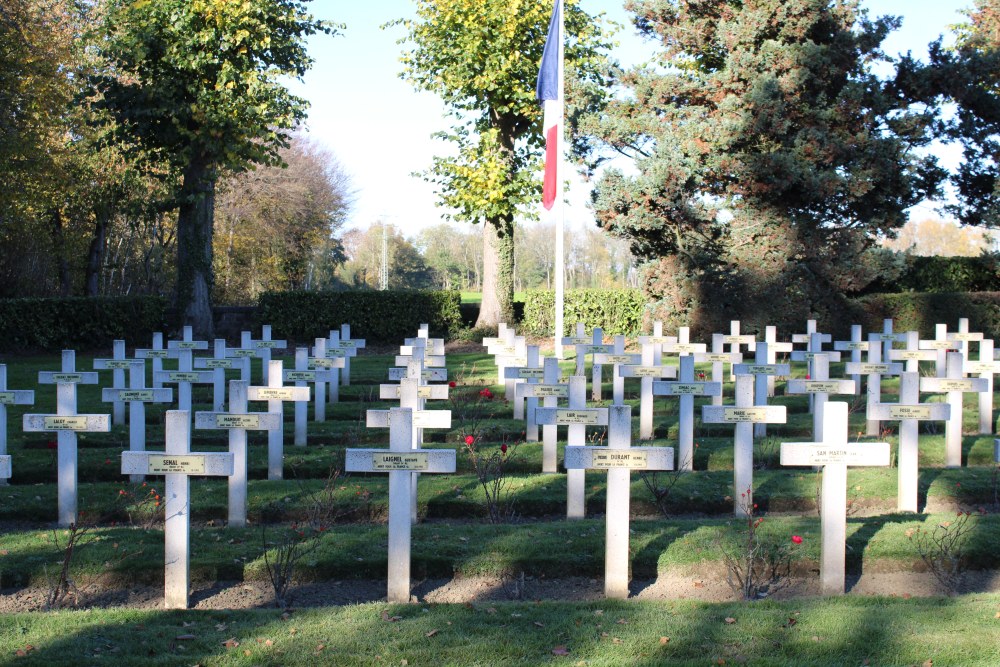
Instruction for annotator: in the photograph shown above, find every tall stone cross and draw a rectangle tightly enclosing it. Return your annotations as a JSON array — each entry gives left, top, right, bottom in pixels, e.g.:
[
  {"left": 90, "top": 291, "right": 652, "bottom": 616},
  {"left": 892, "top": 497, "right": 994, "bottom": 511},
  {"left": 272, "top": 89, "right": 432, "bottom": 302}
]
[
  {"left": 195, "top": 381, "right": 280, "bottom": 527},
  {"left": 163, "top": 326, "right": 211, "bottom": 414},
  {"left": 368, "top": 383, "right": 452, "bottom": 523},
  {"left": 702, "top": 374, "right": 786, "bottom": 516},
  {"left": 652, "top": 355, "right": 722, "bottom": 470},
  {"left": 134, "top": 332, "right": 167, "bottom": 389},
  {"left": 286, "top": 347, "right": 336, "bottom": 446},
  {"left": 785, "top": 353, "right": 855, "bottom": 441},
  {"left": 93, "top": 339, "right": 130, "bottom": 425},
  {"left": 102, "top": 360, "right": 173, "bottom": 483},
  {"left": 867, "top": 372, "right": 950, "bottom": 512},
  {"left": 337, "top": 324, "right": 367, "bottom": 387},
  {"left": 310, "top": 336, "right": 345, "bottom": 417},
  {"left": 949, "top": 317, "right": 983, "bottom": 367},
  {"left": 845, "top": 335, "right": 903, "bottom": 437},
  {"left": 534, "top": 376, "right": 609, "bottom": 519},
  {"left": 563, "top": 404, "right": 674, "bottom": 598},
  {"left": 920, "top": 323, "right": 955, "bottom": 379},
  {"left": 593, "top": 335, "right": 640, "bottom": 406},
  {"left": 694, "top": 338, "right": 742, "bottom": 407},
  {"left": 346, "top": 407, "right": 455, "bottom": 603},
  {"left": 732, "top": 343, "right": 791, "bottom": 439},
  {"left": 723, "top": 321, "right": 756, "bottom": 379},
  {"left": 920, "top": 351, "right": 989, "bottom": 467},
  {"left": 122, "top": 410, "right": 234, "bottom": 609},
  {"left": 26, "top": 350, "right": 110, "bottom": 526},
  {"left": 0, "top": 364, "right": 34, "bottom": 486},
  {"left": 248, "top": 325, "right": 287, "bottom": 385},
  {"left": 780, "top": 402, "right": 890, "bottom": 595},
  {"left": 582, "top": 327, "right": 612, "bottom": 402},
  {"left": 790, "top": 328, "right": 835, "bottom": 414},
  {"left": 762, "top": 326, "right": 794, "bottom": 398},
  {"left": 964, "top": 338, "right": 997, "bottom": 434},
  {"left": 518, "top": 357, "right": 568, "bottom": 472},
  {"left": 505, "top": 345, "right": 543, "bottom": 422},
  {"left": 888, "top": 331, "right": 936, "bottom": 374},
  {"left": 834, "top": 325, "right": 868, "bottom": 395},
  {"left": 620, "top": 341, "right": 677, "bottom": 440},
  {"left": 248, "top": 360, "right": 310, "bottom": 480},
  {"left": 193, "top": 339, "right": 237, "bottom": 412},
  {"left": 561, "top": 323, "right": 592, "bottom": 379}
]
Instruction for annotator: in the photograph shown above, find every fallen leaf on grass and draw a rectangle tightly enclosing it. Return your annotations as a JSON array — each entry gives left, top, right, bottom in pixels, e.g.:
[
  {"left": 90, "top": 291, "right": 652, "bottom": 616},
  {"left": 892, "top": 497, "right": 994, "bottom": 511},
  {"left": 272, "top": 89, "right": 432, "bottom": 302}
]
[
  {"left": 534, "top": 622, "right": 545, "bottom": 628},
  {"left": 14, "top": 645, "right": 35, "bottom": 657},
  {"left": 221, "top": 638, "right": 239, "bottom": 649},
  {"left": 724, "top": 617, "right": 736, "bottom": 624},
  {"left": 425, "top": 629, "right": 439, "bottom": 638},
  {"left": 616, "top": 618, "right": 628, "bottom": 625},
  {"left": 612, "top": 637, "right": 623, "bottom": 645},
  {"left": 381, "top": 610, "right": 403, "bottom": 622},
  {"left": 552, "top": 646, "right": 570, "bottom": 656},
  {"left": 923, "top": 661, "right": 933, "bottom": 667},
  {"left": 660, "top": 637, "right": 670, "bottom": 645}
]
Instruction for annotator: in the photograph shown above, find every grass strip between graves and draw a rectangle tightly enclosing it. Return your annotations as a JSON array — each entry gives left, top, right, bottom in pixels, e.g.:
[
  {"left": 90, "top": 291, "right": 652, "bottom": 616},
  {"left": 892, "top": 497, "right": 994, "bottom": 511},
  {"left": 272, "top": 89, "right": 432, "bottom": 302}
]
[
  {"left": 2, "top": 513, "right": 999, "bottom": 587},
  {"left": 1, "top": 595, "right": 999, "bottom": 666}
]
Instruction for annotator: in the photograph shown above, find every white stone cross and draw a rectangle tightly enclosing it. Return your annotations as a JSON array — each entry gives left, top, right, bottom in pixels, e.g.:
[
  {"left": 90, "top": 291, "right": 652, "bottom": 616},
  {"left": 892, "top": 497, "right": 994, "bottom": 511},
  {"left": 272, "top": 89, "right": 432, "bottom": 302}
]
[
  {"left": 163, "top": 326, "right": 210, "bottom": 413},
  {"left": 248, "top": 360, "right": 311, "bottom": 479},
  {"left": 346, "top": 407, "right": 456, "bottom": 603},
  {"left": 229, "top": 332, "right": 264, "bottom": 383},
  {"left": 920, "top": 323, "right": 955, "bottom": 378},
  {"left": 888, "top": 331, "right": 936, "bottom": 373},
  {"left": 26, "top": 350, "right": 109, "bottom": 526},
  {"left": 762, "top": 326, "right": 794, "bottom": 398},
  {"left": 102, "top": 360, "right": 173, "bottom": 483},
  {"left": 620, "top": 342, "right": 677, "bottom": 440},
  {"left": 338, "top": 323, "right": 366, "bottom": 387},
  {"left": 593, "top": 336, "right": 640, "bottom": 406},
  {"left": 504, "top": 345, "right": 543, "bottom": 421},
  {"left": 286, "top": 347, "right": 336, "bottom": 446},
  {"left": 780, "top": 401, "right": 890, "bottom": 595},
  {"left": 0, "top": 364, "right": 34, "bottom": 486},
  {"left": 563, "top": 404, "right": 674, "bottom": 598},
  {"left": 122, "top": 410, "right": 234, "bottom": 609},
  {"left": 535, "top": 377, "right": 609, "bottom": 519},
  {"left": 404, "top": 336, "right": 445, "bottom": 356},
  {"left": 309, "top": 337, "right": 342, "bottom": 418},
  {"left": 723, "top": 321, "right": 756, "bottom": 379},
  {"left": 694, "top": 339, "right": 743, "bottom": 407},
  {"left": 194, "top": 339, "right": 237, "bottom": 412},
  {"left": 733, "top": 343, "right": 791, "bottom": 439},
  {"left": 134, "top": 332, "right": 167, "bottom": 389},
  {"left": 790, "top": 331, "right": 839, "bottom": 415},
  {"left": 949, "top": 317, "right": 983, "bottom": 367},
  {"left": 93, "top": 339, "right": 130, "bottom": 425},
  {"left": 702, "top": 374, "right": 786, "bottom": 516},
  {"left": 920, "top": 351, "right": 989, "bottom": 467},
  {"left": 249, "top": 325, "right": 287, "bottom": 385},
  {"left": 785, "top": 353, "right": 855, "bottom": 441},
  {"left": 874, "top": 318, "right": 903, "bottom": 363},
  {"left": 868, "top": 372, "right": 950, "bottom": 512},
  {"left": 517, "top": 357, "right": 568, "bottom": 472},
  {"left": 964, "top": 339, "right": 997, "bottom": 434},
  {"left": 845, "top": 335, "right": 903, "bottom": 437},
  {"left": 581, "top": 327, "right": 613, "bottom": 402},
  {"left": 834, "top": 325, "right": 868, "bottom": 395},
  {"left": 560, "top": 322, "right": 592, "bottom": 378},
  {"left": 653, "top": 355, "right": 722, "bottom": 470},
  {"left": 195, "top": 381, "right": 280, "bottom": 527}
]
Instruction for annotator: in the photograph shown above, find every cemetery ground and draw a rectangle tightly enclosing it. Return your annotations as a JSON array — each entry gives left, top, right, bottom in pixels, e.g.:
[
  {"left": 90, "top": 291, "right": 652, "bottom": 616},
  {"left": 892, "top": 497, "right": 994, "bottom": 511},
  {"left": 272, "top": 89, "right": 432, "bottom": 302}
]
[{"left": 1, "top": 343, "right": 1000, "bottom": 665}]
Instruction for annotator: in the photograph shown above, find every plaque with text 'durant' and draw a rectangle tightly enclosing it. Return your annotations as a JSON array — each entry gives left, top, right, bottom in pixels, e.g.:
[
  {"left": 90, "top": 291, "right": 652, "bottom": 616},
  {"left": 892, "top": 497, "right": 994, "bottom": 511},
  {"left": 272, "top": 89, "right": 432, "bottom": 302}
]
[
  {"left": 591, "top": 449, "right": 647, "bottom": 469},
  {"left": 780, "top": 442, "right": 890, "bottom": 467},
  {"left": 563, "top": 446, "right": 673, "bottom": 471}
]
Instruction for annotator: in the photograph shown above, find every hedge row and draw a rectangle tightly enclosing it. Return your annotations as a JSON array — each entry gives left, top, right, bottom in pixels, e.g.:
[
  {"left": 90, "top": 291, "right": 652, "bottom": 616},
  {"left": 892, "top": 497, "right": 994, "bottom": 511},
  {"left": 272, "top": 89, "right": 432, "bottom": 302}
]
[
  {"left": 257, "top": 290, "right": 462, "bottom": 343},
  {"left": 866, "top": 254, "right": 1000, "bottom": 294},
  {"left": 853, "top": 292, "right": 1000, "bottom": 340},
  {"left": 0, "top": 296, "right": 167, "bottom": 351},
  {"left": 520, "top": 288, "right": 645, "bottom": 336}
]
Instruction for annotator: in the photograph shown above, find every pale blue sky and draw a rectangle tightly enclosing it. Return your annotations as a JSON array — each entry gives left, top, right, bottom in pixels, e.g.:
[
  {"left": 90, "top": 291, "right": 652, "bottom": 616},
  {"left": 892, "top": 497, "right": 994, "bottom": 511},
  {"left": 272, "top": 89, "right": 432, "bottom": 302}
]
[{"left": 288, "top": 1, "right": 970, "bottom": 235}]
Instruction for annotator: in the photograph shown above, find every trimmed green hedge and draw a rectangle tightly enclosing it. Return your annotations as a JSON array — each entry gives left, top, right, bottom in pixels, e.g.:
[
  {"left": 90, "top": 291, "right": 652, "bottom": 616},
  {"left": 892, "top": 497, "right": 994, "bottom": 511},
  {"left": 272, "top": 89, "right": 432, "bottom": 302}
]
[
  {"left": 521, "top": 288, "right": 645, "bottom": 336},
  {"left": 257, "top": 290, "right": 463, "bottom": 343},
  {"left": 865, "top": 254, "right": 1000, "bottom": 294},
  {"left": 0, "top": 296, "right": 167, "bottom": 351},
  {"left": 852, "top": 291, "right": 1000, "bottom": 339}
]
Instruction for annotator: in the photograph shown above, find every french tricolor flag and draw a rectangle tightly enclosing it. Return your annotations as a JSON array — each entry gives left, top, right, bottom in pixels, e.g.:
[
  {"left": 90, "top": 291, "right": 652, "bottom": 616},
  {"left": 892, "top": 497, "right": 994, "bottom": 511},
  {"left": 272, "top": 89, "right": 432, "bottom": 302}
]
[{"left": 536, "top": 0, "right": 562, "bottom": 211}]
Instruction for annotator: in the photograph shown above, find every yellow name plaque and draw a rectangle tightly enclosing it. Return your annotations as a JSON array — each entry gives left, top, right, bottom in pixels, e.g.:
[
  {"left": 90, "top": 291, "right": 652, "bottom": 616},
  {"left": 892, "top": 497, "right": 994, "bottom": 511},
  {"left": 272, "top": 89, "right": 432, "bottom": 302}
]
[
  {"left": 591, "top": 450, "right": 648, "bottom": 469},
  {"left": 148, "top": 455, "right": 205, "bottom": 474},
  {"left": 371, "top": 452, "right": 429, "bottom": 471}
]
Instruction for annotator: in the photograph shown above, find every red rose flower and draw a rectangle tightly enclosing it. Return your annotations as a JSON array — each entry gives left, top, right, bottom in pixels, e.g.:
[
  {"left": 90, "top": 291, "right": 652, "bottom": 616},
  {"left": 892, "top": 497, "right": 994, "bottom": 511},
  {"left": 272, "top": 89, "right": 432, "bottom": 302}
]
[
  {"left": 448, "top": 381, "right": 456, "bottom": 388},
  {"left": 791, "top": 535, "right": 803, "bottom": 544},
  {"left": 500, "top": 443, "right": 508, "bottom": 454},
  {"left": 464, "top": 435, "right": 475, "bottom": 446}
]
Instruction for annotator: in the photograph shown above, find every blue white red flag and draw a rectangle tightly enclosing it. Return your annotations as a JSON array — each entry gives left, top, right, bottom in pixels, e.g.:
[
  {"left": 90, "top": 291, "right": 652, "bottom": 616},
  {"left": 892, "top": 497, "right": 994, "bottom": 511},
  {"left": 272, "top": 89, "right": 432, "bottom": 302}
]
[{"left": 536, "top": 0, "right": 562, "bottom": 211}]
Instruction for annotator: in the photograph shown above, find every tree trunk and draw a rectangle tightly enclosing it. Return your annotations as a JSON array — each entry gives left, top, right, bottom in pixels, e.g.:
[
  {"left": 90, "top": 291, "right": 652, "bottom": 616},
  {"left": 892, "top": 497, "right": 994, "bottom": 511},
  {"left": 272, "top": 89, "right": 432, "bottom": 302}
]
[
  {"left": 475, "top": 215, "right": 515, "bottom": 328},
  {"left": 83, "top": 211, "right": 108, "bottom": 296},
  {"left": 175, "top": 154, "right": 216, "bottom": 339},
  {"left": 49, "top": 209, "right": 72, "bottom": 297}
]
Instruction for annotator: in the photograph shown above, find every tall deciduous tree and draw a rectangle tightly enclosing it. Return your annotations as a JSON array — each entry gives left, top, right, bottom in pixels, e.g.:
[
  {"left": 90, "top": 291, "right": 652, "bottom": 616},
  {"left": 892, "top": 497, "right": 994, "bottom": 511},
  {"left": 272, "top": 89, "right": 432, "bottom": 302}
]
[
  {"left": 591, "top": 0, "right": 943, "bottom": 330},
  {"left": 92, "top": 0, "right": 333, "bottom": 336},
  {"left": 393, "top": 0, "right": 612, "bottom": 327}
]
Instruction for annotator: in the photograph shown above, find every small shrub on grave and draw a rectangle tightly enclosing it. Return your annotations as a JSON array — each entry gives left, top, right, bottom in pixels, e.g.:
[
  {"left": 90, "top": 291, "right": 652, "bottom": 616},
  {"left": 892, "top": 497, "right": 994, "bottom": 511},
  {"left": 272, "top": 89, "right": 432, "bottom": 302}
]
[
  {"left": 907, "top": 503, "right": 984, "bottom": 594},
  {"left": 754, "top": 436, "right": 781, "bottom": 470},
  {"left": 718, "top": 487, "right": 801, "bottom": 600},
  {"left": 462, "top": 431, "right": 521, "bottom": 525}
]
